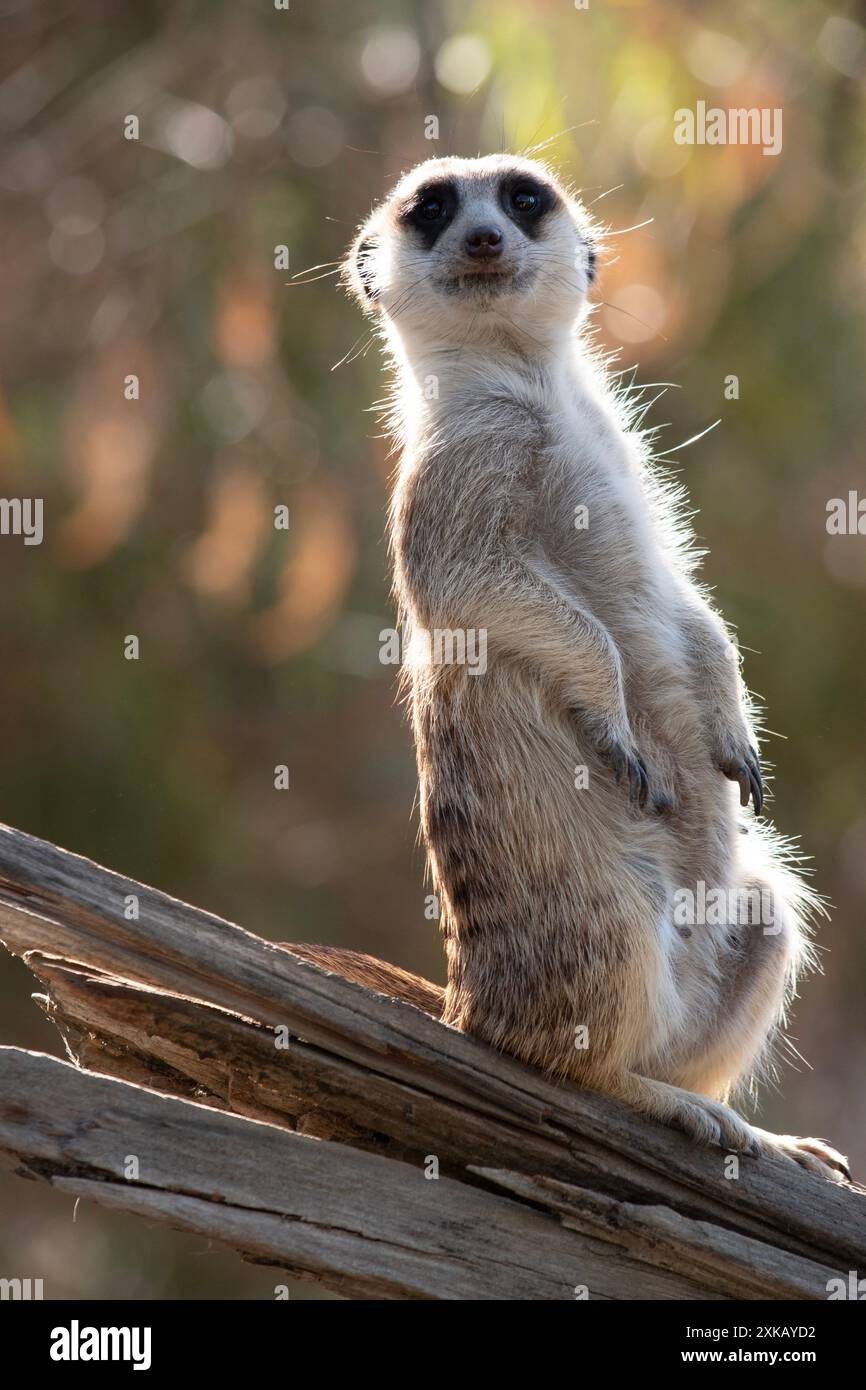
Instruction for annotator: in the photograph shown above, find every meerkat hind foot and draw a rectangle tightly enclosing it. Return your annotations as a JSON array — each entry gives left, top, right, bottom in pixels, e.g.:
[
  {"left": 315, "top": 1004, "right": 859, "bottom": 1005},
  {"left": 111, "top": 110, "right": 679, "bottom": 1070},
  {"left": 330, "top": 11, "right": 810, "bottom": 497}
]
[
  {"left": 750, "top": 1128, "right": 851, "bottom": 1184},
  {"left": 616, "top": 1074, "right": 850, "bottom": 1183}
]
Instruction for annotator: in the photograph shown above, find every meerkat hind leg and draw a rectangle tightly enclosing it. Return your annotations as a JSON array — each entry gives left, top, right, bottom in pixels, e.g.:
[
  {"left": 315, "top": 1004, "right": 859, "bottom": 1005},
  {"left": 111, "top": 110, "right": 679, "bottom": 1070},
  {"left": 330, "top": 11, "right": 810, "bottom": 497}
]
[{"left": 613, "top": 1072, "right": 759, "bottom": 1154}]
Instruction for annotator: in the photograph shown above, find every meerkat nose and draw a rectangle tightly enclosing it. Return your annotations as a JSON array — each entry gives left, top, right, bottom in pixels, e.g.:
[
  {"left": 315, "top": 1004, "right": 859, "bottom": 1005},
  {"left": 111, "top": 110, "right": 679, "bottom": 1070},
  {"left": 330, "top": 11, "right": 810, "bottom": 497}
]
[{"left": 464, "top": 225, "right": 504, "bottom": 259}]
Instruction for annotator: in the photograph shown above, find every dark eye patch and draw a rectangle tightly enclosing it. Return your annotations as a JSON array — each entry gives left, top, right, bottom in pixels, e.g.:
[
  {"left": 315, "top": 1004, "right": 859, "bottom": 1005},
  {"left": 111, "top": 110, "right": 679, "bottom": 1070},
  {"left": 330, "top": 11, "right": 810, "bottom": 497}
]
[
  {"left": 498, "top": 175, "right": 559, "bottom": 239},
  {"left": 398, "top": 180, "right": 459, "bottom": 249}
]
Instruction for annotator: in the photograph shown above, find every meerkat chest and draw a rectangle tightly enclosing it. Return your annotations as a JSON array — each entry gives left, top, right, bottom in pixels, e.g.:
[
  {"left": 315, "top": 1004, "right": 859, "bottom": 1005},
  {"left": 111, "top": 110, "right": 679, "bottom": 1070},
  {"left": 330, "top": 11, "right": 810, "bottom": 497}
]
[
  {"left": 530, "top": 385, "right": 661, "bottom": 605},
  {"left": 393, "top": 368, "right": 664, "bottom": 623}
]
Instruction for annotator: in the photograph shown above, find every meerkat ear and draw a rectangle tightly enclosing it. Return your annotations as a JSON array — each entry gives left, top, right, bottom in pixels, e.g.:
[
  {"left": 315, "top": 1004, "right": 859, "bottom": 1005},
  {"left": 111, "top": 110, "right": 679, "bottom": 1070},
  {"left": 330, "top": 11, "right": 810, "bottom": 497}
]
[{"left": 344, "top": 229, "right": 380, "bottom": 311}]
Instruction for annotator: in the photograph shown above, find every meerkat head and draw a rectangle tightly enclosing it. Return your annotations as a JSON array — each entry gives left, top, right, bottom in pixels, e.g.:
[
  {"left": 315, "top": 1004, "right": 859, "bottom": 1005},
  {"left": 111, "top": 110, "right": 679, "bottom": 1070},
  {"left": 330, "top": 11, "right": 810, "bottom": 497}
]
[{"left": 344, "top": 154, "right": 598, "bottom": 354}]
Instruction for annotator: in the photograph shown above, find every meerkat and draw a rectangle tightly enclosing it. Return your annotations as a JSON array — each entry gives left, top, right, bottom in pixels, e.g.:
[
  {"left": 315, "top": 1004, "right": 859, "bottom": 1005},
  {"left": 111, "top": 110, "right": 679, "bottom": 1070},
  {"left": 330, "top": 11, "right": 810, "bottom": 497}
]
[{"left": 290, "top": 154, "right": 848, "bottom": 1182}]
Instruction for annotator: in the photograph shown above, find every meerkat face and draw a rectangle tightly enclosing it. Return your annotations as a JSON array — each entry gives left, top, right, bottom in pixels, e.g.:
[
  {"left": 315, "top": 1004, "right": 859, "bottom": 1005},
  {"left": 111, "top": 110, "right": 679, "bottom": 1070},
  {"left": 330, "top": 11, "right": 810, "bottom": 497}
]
[{"left": 345, "top": 155, "right": 598, "bottom": 351}]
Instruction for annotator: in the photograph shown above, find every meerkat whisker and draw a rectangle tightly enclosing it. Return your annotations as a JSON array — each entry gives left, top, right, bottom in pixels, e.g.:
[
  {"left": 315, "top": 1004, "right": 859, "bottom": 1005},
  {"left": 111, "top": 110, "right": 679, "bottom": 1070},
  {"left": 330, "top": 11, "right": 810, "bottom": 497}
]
[{"left": 604, "top": 219, "right": 655, "bottom": 237}]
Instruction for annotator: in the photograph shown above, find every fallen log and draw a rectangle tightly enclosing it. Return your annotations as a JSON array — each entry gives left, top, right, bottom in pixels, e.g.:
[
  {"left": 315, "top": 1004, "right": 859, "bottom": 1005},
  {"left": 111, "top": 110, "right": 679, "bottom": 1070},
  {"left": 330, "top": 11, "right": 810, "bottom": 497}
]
[{"left": 0, "top": 822, "right": 863, "bottom": 1300}]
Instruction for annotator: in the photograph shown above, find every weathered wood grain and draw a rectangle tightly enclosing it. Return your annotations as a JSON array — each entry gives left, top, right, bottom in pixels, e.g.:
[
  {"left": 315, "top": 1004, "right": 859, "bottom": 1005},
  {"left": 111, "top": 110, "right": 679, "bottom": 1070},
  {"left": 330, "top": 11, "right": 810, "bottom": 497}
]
[
  {"left": 471, "top": 1169, "right": 841, "bottom": 1300},
  {"left": 0, "top": 820, "right": 864, "bottom": 1299},
  {"left": 0, "top": 1047, "right": 714, "bottom": 1300}
]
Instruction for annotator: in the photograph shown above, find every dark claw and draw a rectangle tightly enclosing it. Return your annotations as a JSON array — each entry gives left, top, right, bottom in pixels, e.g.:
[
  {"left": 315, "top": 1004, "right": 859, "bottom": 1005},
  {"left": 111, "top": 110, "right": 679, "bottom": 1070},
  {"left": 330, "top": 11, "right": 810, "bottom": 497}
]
[
  {"left": 631, "top": 756, "right": 649, "bottom": 809},
  {"left": 743, "top": 757, "right": 763, "bottom": 812},
  {"left": 719, "top": 743, "right": 764, "bottom": 814},
  {"left": 744, "top": 750, "right": 764, "bottom": 814},
  {"left": 607, "top": 742, "right": 650, "bottom": 811},
  {"left": 625, "top": 752, "right": 649, "bottom": 808}
]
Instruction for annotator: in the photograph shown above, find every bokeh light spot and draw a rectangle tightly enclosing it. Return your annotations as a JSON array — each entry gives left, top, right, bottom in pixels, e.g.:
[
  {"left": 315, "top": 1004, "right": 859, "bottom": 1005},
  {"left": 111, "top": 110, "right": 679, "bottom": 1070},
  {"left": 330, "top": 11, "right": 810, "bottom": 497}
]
[
  {"left": 435, "top": 35, "right": 492, "bottom": 95},
  {"left": 687, "top": 30, "right": 749, "bottom": 86},
  {"left": 48, "top": 220, "right": 105, "bottom": 274},
  {"left": 818, "top": 15, "right": 866, "bottom": 79},
  {"left": 360, "top": 26, "right": 421, "bottom": 95},
  {"left": 164, "top": 102, "right": 234, "bottom": 170},
  {"left": 226, "top": 76, "right": 286, "bottom": 138}
]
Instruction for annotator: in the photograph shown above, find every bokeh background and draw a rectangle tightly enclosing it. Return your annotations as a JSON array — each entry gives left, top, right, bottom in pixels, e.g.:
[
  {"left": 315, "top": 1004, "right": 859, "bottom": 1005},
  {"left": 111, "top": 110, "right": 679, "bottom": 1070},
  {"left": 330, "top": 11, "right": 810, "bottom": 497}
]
[{"left": 1, "top": 0, "right": 865, "bottom": 1299}]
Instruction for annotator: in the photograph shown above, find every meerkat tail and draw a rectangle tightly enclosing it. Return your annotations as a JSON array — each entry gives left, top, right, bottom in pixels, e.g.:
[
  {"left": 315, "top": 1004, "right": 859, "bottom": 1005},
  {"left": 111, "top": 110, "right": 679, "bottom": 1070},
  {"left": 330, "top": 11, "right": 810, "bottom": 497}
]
[{"left": 278, "top": 943, "right": 445, "bottom": 1018}]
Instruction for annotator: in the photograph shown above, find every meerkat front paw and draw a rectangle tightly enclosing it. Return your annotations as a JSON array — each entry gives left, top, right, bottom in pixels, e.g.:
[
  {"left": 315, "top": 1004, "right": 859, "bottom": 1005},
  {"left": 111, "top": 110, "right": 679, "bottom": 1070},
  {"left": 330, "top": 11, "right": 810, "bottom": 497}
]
[
  {"left": 608, "top": 740, "right": 650, "bottom": 809},
  {"left": 586, "top": 721, "right": 650, "bottom": 808},
  {"left": 751, "top": 1128, "right": 851, "bottom": 1184},
  {"left": 713, "top": 730, "right": 763, "bottom": 813}
]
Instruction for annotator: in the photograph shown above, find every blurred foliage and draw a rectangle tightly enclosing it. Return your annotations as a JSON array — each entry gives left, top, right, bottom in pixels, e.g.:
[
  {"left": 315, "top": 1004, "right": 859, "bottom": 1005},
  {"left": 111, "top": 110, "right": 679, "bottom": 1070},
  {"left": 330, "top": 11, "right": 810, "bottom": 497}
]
[{"left": 0, "top": 0, "right": 865, "bottom": 1297}]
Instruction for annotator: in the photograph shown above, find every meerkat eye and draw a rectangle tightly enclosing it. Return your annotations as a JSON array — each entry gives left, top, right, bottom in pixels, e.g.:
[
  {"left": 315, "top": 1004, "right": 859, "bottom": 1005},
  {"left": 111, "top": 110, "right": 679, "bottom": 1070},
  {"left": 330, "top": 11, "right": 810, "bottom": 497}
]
[
  {"left": 511, "top": 187, "right": 541, "bottom": 215},
  {"left": 399, "top": 182, "right": 457, "bottom": 244},
  {"left": 418, "top": 195, "right": 446, "bottom": 221},
  {"left": 499, "top": 177, "right": 556, "bottom": 235}
]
